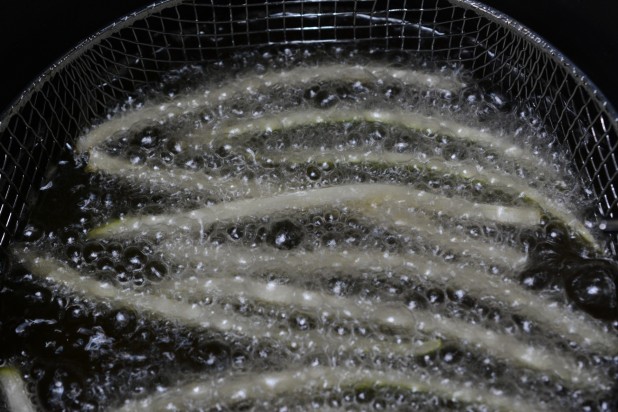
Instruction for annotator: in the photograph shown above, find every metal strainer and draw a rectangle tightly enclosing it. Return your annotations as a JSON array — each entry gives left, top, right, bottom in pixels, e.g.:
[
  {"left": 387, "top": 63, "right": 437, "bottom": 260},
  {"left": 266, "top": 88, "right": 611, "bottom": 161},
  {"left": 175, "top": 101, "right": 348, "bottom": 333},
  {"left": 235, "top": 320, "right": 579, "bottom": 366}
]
[{"left": 0, "top": 0, "right": 616, "bottom": 255}]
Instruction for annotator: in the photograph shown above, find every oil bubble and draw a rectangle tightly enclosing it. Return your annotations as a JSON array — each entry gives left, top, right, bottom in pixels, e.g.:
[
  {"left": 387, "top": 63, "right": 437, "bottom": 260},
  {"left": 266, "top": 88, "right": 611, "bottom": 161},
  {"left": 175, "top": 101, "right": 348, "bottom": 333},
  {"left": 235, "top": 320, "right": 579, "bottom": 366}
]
[
  {"left": 565, "top": 260, "right": 618, "bottom": 320},
  {"left": 306, "top": 165, "right": 321, "bottom": 180},
  {"left": 268, "top": 220, "right": 304, "bottom": 250}
]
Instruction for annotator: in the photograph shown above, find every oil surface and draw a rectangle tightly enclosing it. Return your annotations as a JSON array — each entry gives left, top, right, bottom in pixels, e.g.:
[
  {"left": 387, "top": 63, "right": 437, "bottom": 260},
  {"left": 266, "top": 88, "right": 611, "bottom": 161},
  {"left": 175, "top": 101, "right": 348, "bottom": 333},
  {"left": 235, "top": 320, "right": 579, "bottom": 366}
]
[{"left": 1, "top": 46, "right": 617, "bottom": 411}]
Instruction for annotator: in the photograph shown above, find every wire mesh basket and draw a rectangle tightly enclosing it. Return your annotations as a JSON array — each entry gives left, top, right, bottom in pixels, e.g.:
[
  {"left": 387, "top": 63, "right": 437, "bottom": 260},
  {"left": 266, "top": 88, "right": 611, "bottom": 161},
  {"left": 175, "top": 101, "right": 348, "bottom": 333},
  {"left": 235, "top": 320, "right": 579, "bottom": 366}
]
[{"left": 0, "top": 0, "right": 616, "bottom": 255}]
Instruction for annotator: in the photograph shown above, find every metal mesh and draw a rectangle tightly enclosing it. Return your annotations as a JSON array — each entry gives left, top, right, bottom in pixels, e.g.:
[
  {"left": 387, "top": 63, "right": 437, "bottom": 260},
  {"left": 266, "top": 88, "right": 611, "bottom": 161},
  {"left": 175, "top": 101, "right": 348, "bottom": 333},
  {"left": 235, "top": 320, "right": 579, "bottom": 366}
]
[{"left": 0, "top": 0, "right": 616, "bottom": 253}]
